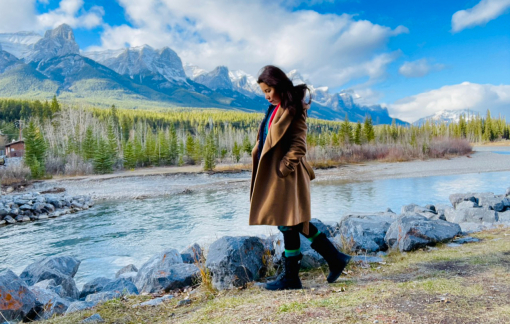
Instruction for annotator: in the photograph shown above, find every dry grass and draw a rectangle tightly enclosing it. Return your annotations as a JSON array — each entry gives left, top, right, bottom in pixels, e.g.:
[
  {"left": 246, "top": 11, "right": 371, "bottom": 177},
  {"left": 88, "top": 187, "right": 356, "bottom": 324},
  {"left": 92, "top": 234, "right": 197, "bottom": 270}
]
[
  {"left": 38, "top": 227, "right": 510, "bottom": 324},
  {"left": 307, "top": 138, "right": 472, "bottom": 168},
  {"left": 0, "top": 162, "right": 31, "bottom": 185}
]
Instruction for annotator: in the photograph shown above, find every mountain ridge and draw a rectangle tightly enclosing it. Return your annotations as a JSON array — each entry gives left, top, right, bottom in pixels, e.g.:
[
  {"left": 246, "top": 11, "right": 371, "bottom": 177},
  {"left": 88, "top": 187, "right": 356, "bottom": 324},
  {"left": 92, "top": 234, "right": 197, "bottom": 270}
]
[{"left": 0, "top": 24, "right": 408, "bottom": 125}]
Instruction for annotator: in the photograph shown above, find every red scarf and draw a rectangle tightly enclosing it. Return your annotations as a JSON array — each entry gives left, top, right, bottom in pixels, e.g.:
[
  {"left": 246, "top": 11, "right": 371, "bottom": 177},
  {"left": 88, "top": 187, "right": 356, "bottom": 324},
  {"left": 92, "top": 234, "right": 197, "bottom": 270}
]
[{"left": 268, "top": 103, "right": 280, "bottom": 129}]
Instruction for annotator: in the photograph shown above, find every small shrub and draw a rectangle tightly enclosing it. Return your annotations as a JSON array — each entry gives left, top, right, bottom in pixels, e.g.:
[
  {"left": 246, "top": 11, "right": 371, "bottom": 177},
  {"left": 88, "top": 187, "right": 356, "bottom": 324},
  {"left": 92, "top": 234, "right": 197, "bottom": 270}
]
[{"left": 0, "top": 162, "right": 31, "bottom": 185}]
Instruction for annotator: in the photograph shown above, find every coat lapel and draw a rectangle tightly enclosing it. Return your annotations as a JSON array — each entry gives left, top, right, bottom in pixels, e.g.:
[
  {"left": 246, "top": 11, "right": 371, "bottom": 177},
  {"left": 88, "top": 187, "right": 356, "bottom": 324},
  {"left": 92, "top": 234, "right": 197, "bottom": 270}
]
[{"left": 260, "top": 106, "right": 293, "bottom": 159}]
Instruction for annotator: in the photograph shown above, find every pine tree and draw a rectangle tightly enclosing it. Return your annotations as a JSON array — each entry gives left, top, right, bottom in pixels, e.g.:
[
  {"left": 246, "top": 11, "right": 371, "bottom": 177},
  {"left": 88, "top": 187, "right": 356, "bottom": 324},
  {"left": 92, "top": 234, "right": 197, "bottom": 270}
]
[
  {"left": 339, "top": 115, "right": 352, "bottom": 144},
  {"left": 123, "top": 140, "right": 136, "bottom": 169},
  {"left": 93, "top": 137, "right": 113, "bottom": 174},
  {"left": 106, "top": 120, "right": 118, "bottom": 166},
  {"left": 242, "top": 134, "right": 252, "bottom": 154},
  {"left": 203, "top": 131, "right": 217, "bottom": 171},
  {"left": 354, "top": 122, "right": 362, "bottom": 145},
  {"left": 23, "top": 120, "right": 46, "bottom": 178},
  {"left": 185, "top": 133, "right": 195, "bottom": 164},
  {"left": 169, "top": 125, "right": 178, "bottom": 164},
  {"left": 232, "top": 141, "right": 242, "bottom": 162},
  {"left": 82, "top": 126, "right": 96, "bottom": 160},
  {"left": 363, "top": 116, "right": 375, "bottom": 143},
  {"left": 50, "top": 95, "right": 61, "bottom": 114}
]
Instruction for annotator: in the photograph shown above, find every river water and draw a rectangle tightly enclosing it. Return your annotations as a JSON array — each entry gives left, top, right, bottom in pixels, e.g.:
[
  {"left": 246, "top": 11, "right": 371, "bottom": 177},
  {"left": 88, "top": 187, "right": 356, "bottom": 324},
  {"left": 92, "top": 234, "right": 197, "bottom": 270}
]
[{"left": 1, "top": 147, "right": 510, "bottom": 288}]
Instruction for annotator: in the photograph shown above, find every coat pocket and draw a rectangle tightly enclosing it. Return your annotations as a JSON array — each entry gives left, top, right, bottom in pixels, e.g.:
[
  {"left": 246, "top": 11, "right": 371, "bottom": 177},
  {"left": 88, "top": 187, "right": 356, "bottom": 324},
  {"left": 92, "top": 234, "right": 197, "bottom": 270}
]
[{"left": 301, "top": 159, "right": 315, "bottom": 181}]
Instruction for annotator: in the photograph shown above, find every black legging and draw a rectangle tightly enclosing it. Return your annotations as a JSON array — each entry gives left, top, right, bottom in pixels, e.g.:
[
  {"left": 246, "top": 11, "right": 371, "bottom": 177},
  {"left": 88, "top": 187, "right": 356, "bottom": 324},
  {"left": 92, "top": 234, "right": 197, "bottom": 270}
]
[{"left": 278, "top": 223, "right": 319, "bottom": 251}]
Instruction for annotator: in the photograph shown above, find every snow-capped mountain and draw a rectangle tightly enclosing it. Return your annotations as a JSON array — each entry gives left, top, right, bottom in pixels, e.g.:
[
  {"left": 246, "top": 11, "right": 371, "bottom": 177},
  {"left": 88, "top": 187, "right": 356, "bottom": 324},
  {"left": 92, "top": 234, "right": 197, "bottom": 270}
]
[
  {"left": 193, "top": 66, "right": 233, "bottom": 90},
  {"left": 229, "top": 69, "right": 262, "bottom": 98},
  {"left": 84, "top": 45, "right": 187, "bottom": 84},
  {"left": 0, "top": 23, "right": 407, "bottom": 124},
  {"left": 0, "top": 31, "right": 42, "bottom": 59},
  {"left": 0, "top": 46, "right": 21, "bottom": 73},
  {"left": 25, "top": 24, "right": 79, "bottom": 63},
  {"left": 413, "top": 109, "right": 478, "bottom": 126}
]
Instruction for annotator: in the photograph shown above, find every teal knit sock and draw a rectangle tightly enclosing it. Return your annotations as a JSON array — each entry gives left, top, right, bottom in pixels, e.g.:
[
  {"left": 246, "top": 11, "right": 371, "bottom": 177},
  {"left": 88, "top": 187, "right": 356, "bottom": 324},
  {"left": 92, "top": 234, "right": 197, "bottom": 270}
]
[
  {"left": 284, "top": 248, "right": 301, "bottom": 257},
  {"left": 307, "top": 231, "right": 321, "bottom": 243}
]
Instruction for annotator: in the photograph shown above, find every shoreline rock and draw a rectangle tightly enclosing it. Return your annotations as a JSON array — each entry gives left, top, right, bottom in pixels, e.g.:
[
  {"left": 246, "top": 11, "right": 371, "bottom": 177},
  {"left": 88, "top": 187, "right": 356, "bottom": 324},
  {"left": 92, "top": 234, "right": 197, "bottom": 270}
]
[{"left": 0, "top": 192, "right": 94, "bottom": 227}]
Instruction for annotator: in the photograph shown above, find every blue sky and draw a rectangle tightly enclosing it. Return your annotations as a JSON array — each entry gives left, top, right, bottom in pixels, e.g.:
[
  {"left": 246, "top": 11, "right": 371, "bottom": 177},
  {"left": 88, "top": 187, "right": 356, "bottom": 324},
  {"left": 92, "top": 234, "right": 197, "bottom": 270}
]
[{"left": 0, "top": 0, "right": 509, "bottom": 121}]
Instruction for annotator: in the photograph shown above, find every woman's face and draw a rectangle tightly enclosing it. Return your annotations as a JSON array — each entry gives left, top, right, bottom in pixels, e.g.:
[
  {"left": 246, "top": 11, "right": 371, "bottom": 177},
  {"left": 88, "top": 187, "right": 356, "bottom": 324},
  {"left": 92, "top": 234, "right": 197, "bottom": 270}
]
[{"left": 259, "top": 82, "right": 281, "bottom": 105}]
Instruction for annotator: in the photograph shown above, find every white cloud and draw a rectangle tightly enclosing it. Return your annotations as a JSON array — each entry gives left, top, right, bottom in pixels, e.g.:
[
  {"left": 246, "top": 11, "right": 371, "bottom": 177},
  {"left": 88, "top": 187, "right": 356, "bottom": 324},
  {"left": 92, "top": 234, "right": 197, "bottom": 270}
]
[
  {"left": 398, "top": 59, "right": 445, "bottom": 78},
  {"left": 452, "top": 0, "right": 510, "bottom": 32},
  {"left": 0, "top": 0, "right": 103, "bottom": 33},
  {"left": 88, "top": 0, "right": 408, "bottom": 89},
  {"left": 388, "top": 82, "right": 510, "bottom": 122},
  {"left": 37, "top": 0, "right": 104, "bottom": 29},
  {"left": 0, "top": 0, "right": 38, "bottom": 33}
]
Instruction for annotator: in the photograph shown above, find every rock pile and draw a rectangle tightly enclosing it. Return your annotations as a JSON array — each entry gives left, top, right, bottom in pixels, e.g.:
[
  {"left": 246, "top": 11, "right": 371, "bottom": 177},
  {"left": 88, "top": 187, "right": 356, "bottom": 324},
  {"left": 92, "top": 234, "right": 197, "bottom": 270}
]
[{"left": 0, "top": 192, "right": 93, "bottom": 226}]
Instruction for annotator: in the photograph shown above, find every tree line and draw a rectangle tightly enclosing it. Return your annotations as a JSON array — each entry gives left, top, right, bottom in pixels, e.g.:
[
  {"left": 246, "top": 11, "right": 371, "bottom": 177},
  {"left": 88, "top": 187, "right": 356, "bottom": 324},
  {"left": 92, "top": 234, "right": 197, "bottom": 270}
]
[{"left": 0, "top": 98, "right": 508, "bottom": 178}]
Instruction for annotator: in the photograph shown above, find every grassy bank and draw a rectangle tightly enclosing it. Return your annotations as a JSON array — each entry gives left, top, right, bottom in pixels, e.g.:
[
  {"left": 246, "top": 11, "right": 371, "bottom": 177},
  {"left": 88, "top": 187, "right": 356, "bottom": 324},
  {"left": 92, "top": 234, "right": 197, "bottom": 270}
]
[{"left": 41, "top": 227, "right": 510, "bottom": 324}]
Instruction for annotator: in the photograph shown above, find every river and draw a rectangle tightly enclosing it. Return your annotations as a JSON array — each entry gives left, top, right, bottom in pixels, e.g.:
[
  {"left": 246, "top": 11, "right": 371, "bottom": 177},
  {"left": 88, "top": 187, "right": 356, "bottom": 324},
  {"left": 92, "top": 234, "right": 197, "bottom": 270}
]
[{"left": 1, "top": 147, "right": 509, "bottom": 288}]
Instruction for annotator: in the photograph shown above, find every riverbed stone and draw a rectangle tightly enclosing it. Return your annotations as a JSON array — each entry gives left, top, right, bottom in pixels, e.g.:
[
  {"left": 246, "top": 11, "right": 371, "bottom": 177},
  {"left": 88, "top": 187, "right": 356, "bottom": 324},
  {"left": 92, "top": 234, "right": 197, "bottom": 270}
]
[
  {"left": 80, "top": 277, "right": 113, "bottom": 299},
  {"left": 15, "top": 215, "right": 30, "bottom": 222},
  {"left": 102, "top": 278, "right": 138, "bottom": 295},
  {"left": 453, "top": 237, "right": 481, "bottom": 244},
  {"left": 115, "top": 264, "right": 138, "bottom": 278},
  {"left": 3, "top": 216, "right": 16, "bottom": 224},
  {"left": 385, "top": 215, "right": 462, "bottom": 252},
  {"left": 118, "top": 272, "right": 137, "bottom": 283},
  {"left": 29, "top": 286, "right": 70, "bottom": 320},
  {"left": 449, "top": 193, "right": 477, "bottom": 208},
  {"left": 0, "top": 269, "right": 37, "bottom": 322},
  {"left": 0, "top": 207, "right": 9, "bottom": 216},
  {"left": 0, "top": 219, "right": 5, "bottom": 225},
  {"left": 455, "top": 200, "right": 477, "bottom": 210},
  {"left": 206, "top": 236, "right": 266, "bottom": 290},
  {"left": 20, "top": 256, "right": 81, "bottom": 299},
  {"left": 133, "top": 294, "right": 174, "bottom": 307},
  {"left": 338, "top": 214, "right": 395, "bottom": 252},
  {"left": 65, "top": 301, "right": 97, "bottom": 314},
  {"left": 498, "top": 210, "right": 510, "bottom": 224},
  {"left": 180, "top": 243, "right": 203, "bottom": 264},
  {"left": 134, "top": 249, "right": 200, "bottom": 293},
  {"left": 477, "top": 195, "right": 506, "bottom": 212},
  {"left": 445, "top": 208, "right": 498, "bottom": 224},
  {"left": 82, "top": 313, "right": 104, "bottom": 323}
]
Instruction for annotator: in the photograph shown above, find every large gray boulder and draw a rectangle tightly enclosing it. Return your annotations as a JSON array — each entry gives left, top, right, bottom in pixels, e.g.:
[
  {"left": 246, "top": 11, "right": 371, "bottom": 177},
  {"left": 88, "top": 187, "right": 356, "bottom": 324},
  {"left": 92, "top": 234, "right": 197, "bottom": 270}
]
[
  {"left": 115, "top": 264, "right": 138, "bottom": 278},
  {"left": 20, "top": 256, "right": 81, "bottom": 299},
  {"left": 205, "top": 236, "right": 266, "bottom": 290},
  {"left": 0, "top": 270, "right": 36, "bottom": 322},
  {"left": 338, "top": 214, "right": 395, "bottom": 252},
  {"left": 310, "top": 218, "right": 336, "bottom": 237},
  {"left": 497, "top": 210, "right": 510, "bottom": 224},
  {"left": 102, "top": 278, "right": 138, "bottom": 295},
  {"left": 180, "top": 243, "right": 203, "bottom": 264},
  {"left": 385, "top": 215, "right": 461, "bottom": 252},
  {"left": 79, "top": 277, "right": 113, "bottom": 299},
  {"left": 84, "top": 278, "right": 139, "bottom": 303},
  {"left": 134, "top": 249, "right": 198, "bottom": 293},
  {"left": 455, "top": 201, "right": 478, "bottom": 209},
  {"left": 29, "top": 286, "right": 70, "bottom": 320},
  {"left": 449, "top": 193, "right": 477, "bottom": 208},
  {"left": 445, "top": 208, "right": 498, "bottom": 224}
]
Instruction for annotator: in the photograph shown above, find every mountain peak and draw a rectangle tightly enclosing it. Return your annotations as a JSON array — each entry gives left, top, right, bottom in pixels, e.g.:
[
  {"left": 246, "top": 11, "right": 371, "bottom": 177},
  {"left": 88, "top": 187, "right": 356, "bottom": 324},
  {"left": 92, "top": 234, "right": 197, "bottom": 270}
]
[
  {"left": 26, "top": 24, "right": 79, "bottom": 63},
  {"left": 43, "top": 24, "right": 75, "bottom": 41},
  {"left": 194, "top": 66, "right": 233, "bottom": 90}
]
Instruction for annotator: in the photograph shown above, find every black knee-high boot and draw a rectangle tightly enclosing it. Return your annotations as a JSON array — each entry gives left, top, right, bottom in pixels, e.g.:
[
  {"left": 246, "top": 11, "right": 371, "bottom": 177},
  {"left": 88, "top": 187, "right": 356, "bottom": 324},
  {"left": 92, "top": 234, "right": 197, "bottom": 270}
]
[
  {"left": 264, "top": 252, "right": 303, "bottom": 291},
  {"left": 311, "top": 233, "right": 351, "bottom": 283}
]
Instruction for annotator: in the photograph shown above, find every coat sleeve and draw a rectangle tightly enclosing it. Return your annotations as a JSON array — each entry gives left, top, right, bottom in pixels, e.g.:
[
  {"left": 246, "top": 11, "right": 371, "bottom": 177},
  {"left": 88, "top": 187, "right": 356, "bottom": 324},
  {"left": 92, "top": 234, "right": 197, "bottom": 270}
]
[{"left": 278, "top": 106, "right": 308, "bottom": 178}]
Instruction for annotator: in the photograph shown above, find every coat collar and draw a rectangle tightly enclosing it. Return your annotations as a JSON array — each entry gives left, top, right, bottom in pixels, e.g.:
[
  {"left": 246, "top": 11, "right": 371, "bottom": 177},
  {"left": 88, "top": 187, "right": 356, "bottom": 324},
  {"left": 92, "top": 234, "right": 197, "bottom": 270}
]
[{"left": 260, "top": 105, "right": 293, "bottom": 159}]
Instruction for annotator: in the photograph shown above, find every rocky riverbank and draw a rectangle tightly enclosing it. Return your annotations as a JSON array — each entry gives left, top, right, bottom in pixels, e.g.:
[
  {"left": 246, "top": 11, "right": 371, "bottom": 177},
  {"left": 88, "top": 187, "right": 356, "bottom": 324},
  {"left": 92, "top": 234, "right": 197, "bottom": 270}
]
[
  {"left": 1, "top": 187, "right": 510, "bottom": 323},
  {"left": 0, "top": 192, "right": 93, "bottom": 227}
]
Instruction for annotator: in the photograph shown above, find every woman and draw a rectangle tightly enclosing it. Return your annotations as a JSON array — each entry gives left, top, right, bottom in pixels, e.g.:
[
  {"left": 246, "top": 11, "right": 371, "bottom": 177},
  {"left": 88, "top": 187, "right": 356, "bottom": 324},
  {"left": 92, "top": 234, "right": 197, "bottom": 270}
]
[{"left": 250, "top": 65, "right": 351, "bottom": 291}]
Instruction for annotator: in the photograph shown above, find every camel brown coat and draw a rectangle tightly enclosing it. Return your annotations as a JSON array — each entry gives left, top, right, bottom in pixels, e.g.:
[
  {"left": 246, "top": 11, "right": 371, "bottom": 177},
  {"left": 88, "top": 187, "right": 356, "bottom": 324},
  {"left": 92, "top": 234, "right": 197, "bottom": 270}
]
[{"left": 249, "top": 104, "right": 316, "bottom": 234}]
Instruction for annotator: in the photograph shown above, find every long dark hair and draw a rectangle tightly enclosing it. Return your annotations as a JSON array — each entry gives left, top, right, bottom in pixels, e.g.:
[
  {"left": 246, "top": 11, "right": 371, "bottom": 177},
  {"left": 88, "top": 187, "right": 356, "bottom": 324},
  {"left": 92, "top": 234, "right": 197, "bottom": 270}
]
[{"left": 257, "top": 65, "right": 312, "bottom": 117}]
